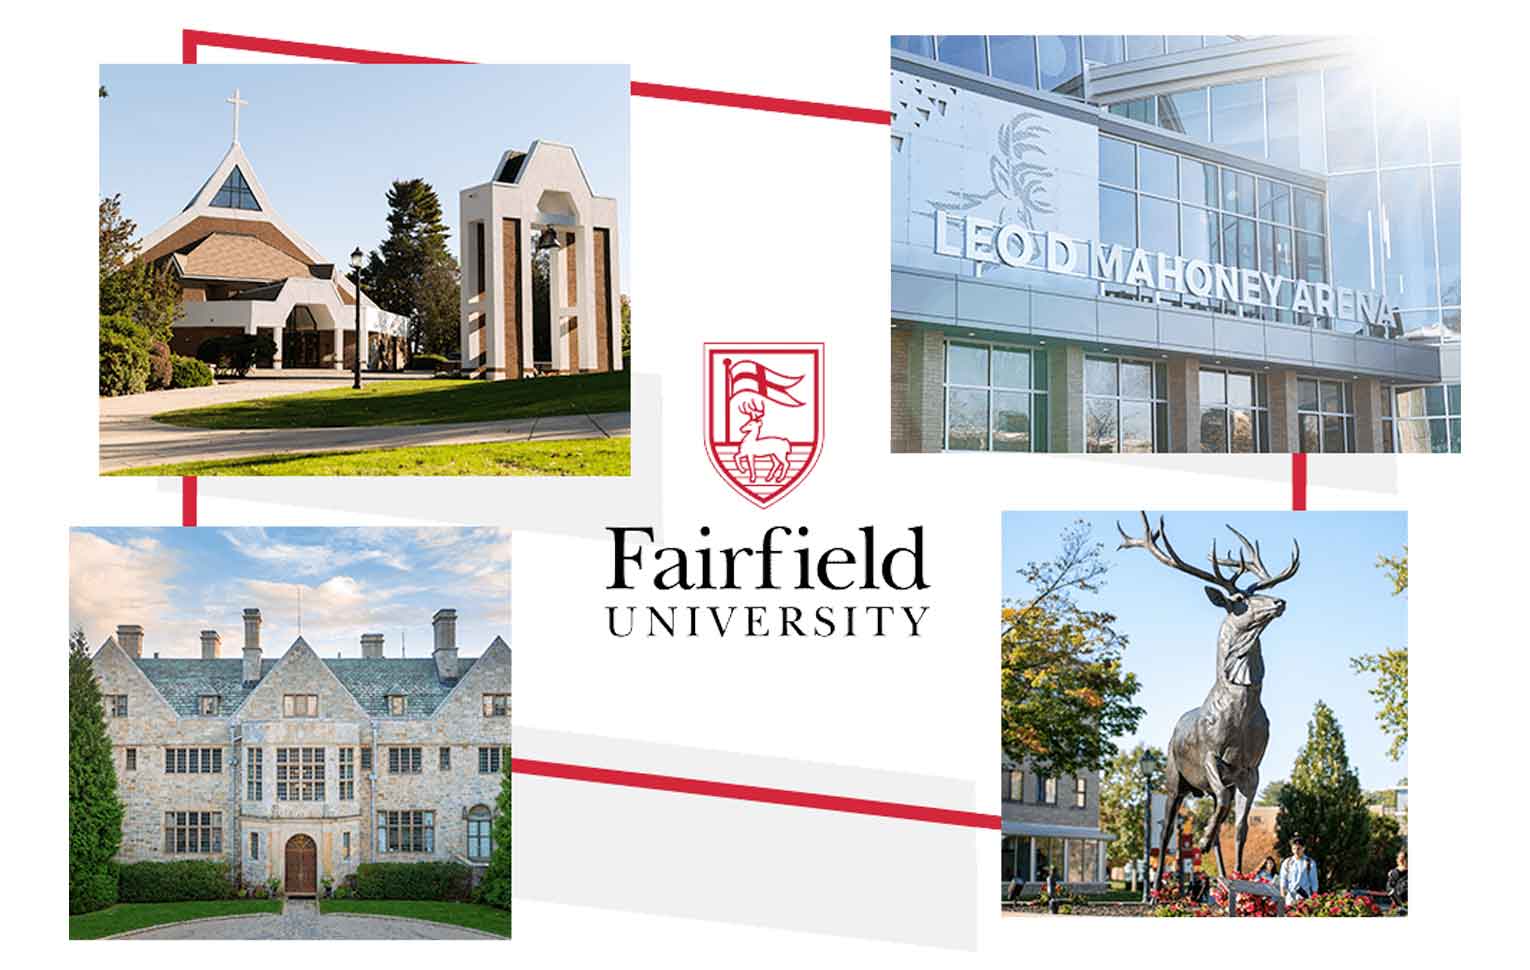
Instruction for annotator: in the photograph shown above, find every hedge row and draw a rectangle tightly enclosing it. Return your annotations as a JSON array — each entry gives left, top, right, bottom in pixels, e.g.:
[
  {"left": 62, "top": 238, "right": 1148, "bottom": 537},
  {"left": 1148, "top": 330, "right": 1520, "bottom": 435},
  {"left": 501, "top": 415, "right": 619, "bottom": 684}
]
[
  {"left": 406, "top": 353, "right": 452, "bottom": 373},
  {"left": 196, "top": 334, "right": 276, "bottom": 377},
  {"left": 117, "top": 860, "right": 237, "bottom": 903},
  {"left": 354, "top": 861, "right": 472, "bottom": 901}
]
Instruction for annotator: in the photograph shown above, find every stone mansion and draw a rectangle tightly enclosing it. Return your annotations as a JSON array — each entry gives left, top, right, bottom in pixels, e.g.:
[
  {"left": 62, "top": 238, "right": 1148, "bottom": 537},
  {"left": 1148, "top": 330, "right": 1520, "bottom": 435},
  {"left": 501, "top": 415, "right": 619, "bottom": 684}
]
[{"left": 90, "top": 607, "right": 511, "bottom": 895}]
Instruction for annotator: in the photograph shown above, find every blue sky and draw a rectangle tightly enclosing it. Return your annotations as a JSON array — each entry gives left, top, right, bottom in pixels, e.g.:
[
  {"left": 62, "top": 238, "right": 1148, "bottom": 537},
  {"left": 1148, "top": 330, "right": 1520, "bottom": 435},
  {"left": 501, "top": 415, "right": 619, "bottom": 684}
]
[
  {"left": 99, "top": 64, "right": 629, "bottom": 291},
  {"left": 70, "top": 527, "right": 510, "bottom": 661},
  {"left": 1002, "top": 511, "right": 1407, "bottom": 792}
]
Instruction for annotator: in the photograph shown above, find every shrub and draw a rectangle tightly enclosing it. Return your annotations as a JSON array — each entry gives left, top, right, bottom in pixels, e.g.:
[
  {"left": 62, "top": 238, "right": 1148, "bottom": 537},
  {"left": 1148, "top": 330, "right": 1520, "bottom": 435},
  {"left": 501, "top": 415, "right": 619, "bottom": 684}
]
[
  {"left": 332, "top": 884, "right": 353, "bottom": 900},
  {"left": 147, "top": 340, "right": 172, "bottom": 390},
  {"left": 71, "top": 866, "right": 119, "bottom": 916},
  {"left": 197, "top": 333, "right": 277, "bottom": 377},
  {"left": 117, "top": 860, "right": 236, "bottom": 903},
  {"left": 99, "top": 314, "right": 151, "bottom": 397},
  {"left": 1288, "top": 891, "right": 1383, "bottom": 917},
  {"left": 407, "top": 353, "right": 451, "bottom": 373},
  {"left": 355, "top": 862, "right": 473, "bottom": 901},
  {"left": 170, "top": 354, "right": 215, "bottom": 388}
]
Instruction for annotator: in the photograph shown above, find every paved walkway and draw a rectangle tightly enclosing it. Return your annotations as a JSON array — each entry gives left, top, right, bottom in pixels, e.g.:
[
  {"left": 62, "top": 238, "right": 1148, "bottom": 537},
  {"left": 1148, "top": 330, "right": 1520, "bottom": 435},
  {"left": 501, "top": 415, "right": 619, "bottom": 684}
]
[
  {"left": 121, "top": 899, "right": 499, "bottom": 940},
  {"left": 99, "top": 375, "right": 629, "bottom": 472}
]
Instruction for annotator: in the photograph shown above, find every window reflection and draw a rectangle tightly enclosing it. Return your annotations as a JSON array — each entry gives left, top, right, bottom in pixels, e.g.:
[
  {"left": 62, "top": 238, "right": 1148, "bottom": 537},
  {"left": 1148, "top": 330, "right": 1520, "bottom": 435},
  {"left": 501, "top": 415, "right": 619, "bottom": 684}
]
[
  {"left": 1375, "top": 82, "right": 1429, "bottom": 167},
  {"left": 1083, "top": 35, "right": 1124, "bottom": 66},
  {"left": 1157, "top": 89, "right": 1209, "bottom": 142},
  {"left": 935, "top": 36, "right": 987, "bottom": 74},
  {"left": 1265, "top": 72, "right": 1325, "bottom": 172},
  {"left": 989, "top": 36, "right": 1038, "bottom": 88},
  {"left": 1037, "top": 36, "right": 1082, "bottom": 93},
  {"left": 1380, "top": 168, "right": 1439, "bottom": 309},
  {"left": 1211, "top": 81, "right": 1264, "bottom": 159},
  {"left": 1328, "top": 173, "right": 1379, "bottom": 293},
  {"left": 1324, "top": 66, "right": 1375, "bottom": 172},
  {"left": 1125, "top": 36, "right": 1165, "bottom": 60},
  {"left": 891, "top": 36, "right": 935, "bottom": 58},
  {"left": 1433, "top": 166, "right": 1461, "bottom": 307}
]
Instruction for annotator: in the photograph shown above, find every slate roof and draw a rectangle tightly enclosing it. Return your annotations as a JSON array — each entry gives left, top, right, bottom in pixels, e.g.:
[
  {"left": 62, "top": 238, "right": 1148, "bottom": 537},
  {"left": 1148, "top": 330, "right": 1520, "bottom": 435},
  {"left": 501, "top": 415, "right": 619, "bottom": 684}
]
[{"left": 133, "top": 656, "right": 481, "bottom": 719}]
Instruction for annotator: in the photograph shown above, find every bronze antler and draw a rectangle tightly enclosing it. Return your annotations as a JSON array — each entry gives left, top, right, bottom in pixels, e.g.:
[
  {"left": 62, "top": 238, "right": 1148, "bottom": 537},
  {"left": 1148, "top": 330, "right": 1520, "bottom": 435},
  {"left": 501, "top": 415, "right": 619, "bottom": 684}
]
[
  {"left": 1117, "top": 511, "right": 1244, "bottom": 597},
  {"left": 1214, "top": 525, "right": 1301, "bottom": 593}
]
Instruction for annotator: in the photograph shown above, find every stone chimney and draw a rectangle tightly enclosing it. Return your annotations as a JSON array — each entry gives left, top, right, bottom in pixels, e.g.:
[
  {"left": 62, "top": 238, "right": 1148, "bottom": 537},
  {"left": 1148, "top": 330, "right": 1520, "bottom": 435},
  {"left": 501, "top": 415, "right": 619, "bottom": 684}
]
[
  {"left": 361, "top": 633, "right": 385, "bottom": 659},
  {"left": 200, "top": 630, "right": 221, "bottom": 659},
  {"left": 116, "top": 624, "right": 144, "bottom": 658},
  {"left": 242, "top": 608, "right": 263, "bottom": 684},
  {"left": 432, "top": 609, "right": 458, "bottom": 680}
]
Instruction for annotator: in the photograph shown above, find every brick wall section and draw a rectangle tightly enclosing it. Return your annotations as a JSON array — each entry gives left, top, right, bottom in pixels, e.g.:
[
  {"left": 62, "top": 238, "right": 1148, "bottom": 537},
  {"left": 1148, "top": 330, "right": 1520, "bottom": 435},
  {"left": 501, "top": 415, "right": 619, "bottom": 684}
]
[
  {"left": 889, "top": 327, "right": 913, "bottom": 451},
  {"left": 93, "top": 636, "right": 512, "bottom": 892},
  {"left": 1047, "top": 344, "right": 1085, "bottom": 453},
  {"left": 594, "top": 228, "right": 612, "bottom": 372},
  {"left": 502, "top": 218, "right": 523, "bottom": 379},
  {"left": 1267, "top": 369, "right": 1301, "bottom": 453},
  {"left": 1166, "top": 354, "right": 1201, "bottom": 453},
  {"left": 1353, "top": 377, "right": 1384, "bottom": 453},
  {"left": 897, "top": 326, "right": 945, "bottom": 452}
]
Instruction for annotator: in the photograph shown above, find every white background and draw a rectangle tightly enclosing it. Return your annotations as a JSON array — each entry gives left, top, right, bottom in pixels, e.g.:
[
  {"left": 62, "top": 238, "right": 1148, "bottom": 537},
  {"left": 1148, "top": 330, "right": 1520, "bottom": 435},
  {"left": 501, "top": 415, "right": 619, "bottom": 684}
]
[{"left": 2, "top": 0, "right": 1522, "bottom": 961}]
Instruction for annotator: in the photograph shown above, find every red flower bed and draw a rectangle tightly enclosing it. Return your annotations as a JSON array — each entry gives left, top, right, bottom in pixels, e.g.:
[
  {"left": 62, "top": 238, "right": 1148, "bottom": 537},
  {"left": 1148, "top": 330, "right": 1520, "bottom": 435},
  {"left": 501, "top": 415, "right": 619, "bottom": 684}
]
[{"left": 1287, "top": 891, "right": 1383, "bottom": 918}]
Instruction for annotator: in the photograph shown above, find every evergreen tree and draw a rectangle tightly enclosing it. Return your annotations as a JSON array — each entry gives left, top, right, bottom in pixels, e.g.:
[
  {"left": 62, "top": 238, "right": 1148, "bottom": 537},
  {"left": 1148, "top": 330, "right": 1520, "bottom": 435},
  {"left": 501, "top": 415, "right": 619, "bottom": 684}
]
[
  {"left": 69, "top": 628, "right": 123, "bottom": 914},
  {"left": 1275, "top": 700, "right": 1372, "bottom": 890},
  {"left": 363, "top": 179, "right": 459, "bottom": 357},
  {"left": 478, "top": 749, "right": 512, "bottom": 915},
  {"left": 99, "top": 195, "right": 180, "bottom": 342}
]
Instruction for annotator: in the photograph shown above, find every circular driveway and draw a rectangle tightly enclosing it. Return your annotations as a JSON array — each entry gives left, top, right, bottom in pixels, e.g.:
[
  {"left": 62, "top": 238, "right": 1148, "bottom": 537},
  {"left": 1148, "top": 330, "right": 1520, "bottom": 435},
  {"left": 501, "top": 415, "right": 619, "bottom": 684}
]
[{"left": 121, "top": 899, "right": 499, "bottom": 940}]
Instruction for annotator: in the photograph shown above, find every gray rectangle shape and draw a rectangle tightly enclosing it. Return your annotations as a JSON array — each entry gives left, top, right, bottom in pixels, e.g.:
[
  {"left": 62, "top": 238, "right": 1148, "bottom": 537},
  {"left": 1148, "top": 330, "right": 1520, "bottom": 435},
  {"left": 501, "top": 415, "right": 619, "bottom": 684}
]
[
  {"left": 956, "top": 279, "right": 1030, "bottom": 331},
  {"left": 1030, "top": 290, "right": 1096, "bottom": 338},
  {"left": 1213, "top": 316, "right": 1266, "bottom": 357},
  {"left": 1158, "top": 308, "right": 1214, "bottom": 351},
  {"left": 892, "top": 270, "right": 956, "bottom": 322},
  {"left": 1097, "top": 301, "right": 1156, "bottom": 343}
]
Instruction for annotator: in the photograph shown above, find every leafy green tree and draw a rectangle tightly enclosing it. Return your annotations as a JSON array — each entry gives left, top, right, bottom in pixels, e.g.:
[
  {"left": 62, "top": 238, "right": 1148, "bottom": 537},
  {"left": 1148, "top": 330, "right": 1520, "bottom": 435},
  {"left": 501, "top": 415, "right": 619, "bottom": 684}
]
[
  {"left": 620, "top": 294, "right": 631, "bottom": 359},
  {"left": 477, "top": 750, "right": 512, "bottom": 914},
  {"left": 1256, "top": 779, "right": 1287, "bottom": 807},
  {"left": 362, "top": 179, "right": 458, "bottom": 356},
  {"left": 1351, "top": 549, "right": 1407, "bottom": 761},
  {"left": 70, "top": 628, "right": 123, "bottom": 914},
  {"left": 1275, "top": 701, "right": 1372, "bottom": 890},
  {"left": 1098, "top": 744, "right": 1164, "bottom": 869},
  {"left": 1358, "top": 812, "right": 1404, "bottom": 891},
  {"left": 1001, "top": 521, "right": 1145, "bottom": 779}
]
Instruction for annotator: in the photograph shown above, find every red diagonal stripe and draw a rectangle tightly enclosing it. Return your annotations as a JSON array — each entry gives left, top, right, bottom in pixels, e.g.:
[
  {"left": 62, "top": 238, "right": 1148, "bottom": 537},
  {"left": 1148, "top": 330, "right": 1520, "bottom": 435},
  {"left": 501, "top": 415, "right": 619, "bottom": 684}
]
[
  {"left": 512, "top": 758, "right": 999, "bottom": 830},
  {"left": 182, "top": 476, "right": 198, "bottom": 526},
  {"left": 1291, "top": 453, "right": 1307, "bottom": 511},
  {"left": 629, "top": 81, "right": 891, "bottom": 124},
  {"left": 182, "top": 29, "right": 464, "bottom": 64},
  {"left": 181, "top": 31, "right": 891, "bottom": 125}
]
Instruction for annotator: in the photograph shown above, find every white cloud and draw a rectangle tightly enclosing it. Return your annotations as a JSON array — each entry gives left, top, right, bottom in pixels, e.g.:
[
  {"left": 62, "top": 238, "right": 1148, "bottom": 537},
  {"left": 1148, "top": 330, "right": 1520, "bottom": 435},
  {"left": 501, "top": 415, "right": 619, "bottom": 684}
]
[{"left": 69, "top": 531, "right": 196, "bottom": 653}]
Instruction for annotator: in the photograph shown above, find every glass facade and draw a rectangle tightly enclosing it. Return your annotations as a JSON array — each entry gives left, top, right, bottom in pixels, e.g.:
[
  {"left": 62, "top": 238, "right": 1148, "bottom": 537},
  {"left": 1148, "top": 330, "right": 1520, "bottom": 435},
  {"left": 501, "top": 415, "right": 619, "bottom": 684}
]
[
  {"left": 1096, "top": 136, "right": 1327, "bottom": 324},
  {"left": 1392, "top": 383, "right": 1461, "bottom": 453},
  {"left": 895, "top": 35, "right": 1247, "bottom": 97},
  {"left": 943, "top": 342, "right": 1049, "bottom": 452},
  {"left": 1085, "top": 356, "right": 1168, "bottom": 453},
  {"left": 1297, "top": 378, "right": 1357, "bottom": 453},
  {"left": 1199, "top": 369, "right": 1270, "bottom": 453},
  {"left": 1096, "top": 61, "right": 1462, "bottom": 347}
]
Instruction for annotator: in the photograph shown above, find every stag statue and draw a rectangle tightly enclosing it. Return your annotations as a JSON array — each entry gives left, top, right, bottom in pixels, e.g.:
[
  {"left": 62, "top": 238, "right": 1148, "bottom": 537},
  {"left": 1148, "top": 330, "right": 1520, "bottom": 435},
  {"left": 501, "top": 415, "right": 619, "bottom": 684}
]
[{"left": 1117, "top": 512, "right": 1300, "bottom": 886}]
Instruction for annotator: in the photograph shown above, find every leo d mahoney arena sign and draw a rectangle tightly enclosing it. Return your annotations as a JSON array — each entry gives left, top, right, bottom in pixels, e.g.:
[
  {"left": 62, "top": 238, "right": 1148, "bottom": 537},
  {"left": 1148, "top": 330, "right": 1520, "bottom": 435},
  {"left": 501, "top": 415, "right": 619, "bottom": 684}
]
[{"left": 936, "top": 210, "right": 1397, "bottom": 329}]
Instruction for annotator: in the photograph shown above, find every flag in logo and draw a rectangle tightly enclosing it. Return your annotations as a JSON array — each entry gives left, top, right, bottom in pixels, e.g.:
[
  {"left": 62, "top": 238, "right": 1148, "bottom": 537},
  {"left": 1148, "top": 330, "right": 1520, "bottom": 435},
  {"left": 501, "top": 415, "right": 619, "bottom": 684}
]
[{"left": 704, "top": 343, "right": 823, "bottom": 508}]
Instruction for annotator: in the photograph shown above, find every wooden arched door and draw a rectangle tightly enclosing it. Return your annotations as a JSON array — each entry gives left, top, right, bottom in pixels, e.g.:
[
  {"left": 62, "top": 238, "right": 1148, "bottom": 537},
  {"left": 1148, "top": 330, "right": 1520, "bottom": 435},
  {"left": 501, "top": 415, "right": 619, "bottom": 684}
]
[{"left": 285, "top": 834, "right": 317, "bottom": 896}]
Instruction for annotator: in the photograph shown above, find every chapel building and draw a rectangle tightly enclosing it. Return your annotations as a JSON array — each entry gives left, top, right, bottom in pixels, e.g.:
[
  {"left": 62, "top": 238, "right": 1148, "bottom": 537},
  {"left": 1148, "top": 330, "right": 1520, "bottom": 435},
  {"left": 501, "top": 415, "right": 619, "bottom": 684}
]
[
  {"left": 91, "top": 607, "right": 511, "bottom": 895},
  {"left": 137, "top": 90, "right": 409, "bottom": 371}
]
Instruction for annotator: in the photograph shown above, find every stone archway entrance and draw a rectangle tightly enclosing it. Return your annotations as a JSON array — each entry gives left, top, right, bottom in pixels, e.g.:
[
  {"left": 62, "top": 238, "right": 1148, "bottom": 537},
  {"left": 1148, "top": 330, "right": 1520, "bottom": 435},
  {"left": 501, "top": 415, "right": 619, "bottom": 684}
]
[{"left": 285, "top": 834, "right": 317, "bottom": 896}]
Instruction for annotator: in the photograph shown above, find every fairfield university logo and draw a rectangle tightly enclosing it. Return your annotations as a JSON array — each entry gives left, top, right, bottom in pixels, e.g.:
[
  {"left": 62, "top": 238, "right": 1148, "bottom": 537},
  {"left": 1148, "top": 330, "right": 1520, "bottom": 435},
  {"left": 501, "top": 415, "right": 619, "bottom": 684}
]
[{"left": 704, "top": 343, "right": 824, "bottom": 508}]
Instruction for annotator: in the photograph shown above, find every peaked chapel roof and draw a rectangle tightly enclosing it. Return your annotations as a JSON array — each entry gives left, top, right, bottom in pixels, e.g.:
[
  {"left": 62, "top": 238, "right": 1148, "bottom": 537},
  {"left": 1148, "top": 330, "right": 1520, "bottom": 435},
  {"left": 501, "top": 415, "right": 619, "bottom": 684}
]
[{"left": 136, "top": 136, "right": 376, "bottom": 309}]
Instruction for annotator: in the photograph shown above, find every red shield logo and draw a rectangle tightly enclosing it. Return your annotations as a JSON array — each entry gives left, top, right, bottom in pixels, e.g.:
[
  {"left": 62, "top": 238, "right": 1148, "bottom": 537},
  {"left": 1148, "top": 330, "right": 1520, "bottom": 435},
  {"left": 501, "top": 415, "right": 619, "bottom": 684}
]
[{"left": 704, "top": 343, "right": 823, "bottom": 508}]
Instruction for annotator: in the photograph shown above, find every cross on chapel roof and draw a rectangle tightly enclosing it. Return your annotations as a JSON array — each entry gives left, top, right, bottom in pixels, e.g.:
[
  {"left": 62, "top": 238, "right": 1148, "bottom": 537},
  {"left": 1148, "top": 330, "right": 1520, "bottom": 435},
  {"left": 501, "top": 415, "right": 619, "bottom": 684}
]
[{"left": 226, "top": 88, "right": 248, "bottom": 144}]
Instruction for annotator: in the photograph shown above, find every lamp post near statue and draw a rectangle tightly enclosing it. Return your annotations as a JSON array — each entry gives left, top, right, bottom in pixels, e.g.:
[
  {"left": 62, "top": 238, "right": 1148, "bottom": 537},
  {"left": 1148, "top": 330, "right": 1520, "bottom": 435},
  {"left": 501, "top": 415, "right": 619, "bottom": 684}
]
[
  {"left": 350, "top": 247, "right": 364, "bottom": 390},
  {"left": 1140, "top": 748, "right": 1156, "bottom": 904}
]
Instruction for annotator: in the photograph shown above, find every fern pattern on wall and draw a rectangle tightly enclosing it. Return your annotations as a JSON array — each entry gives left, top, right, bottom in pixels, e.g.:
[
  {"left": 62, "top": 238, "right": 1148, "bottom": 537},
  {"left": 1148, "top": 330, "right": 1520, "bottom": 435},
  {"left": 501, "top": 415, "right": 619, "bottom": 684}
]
[{"left": 926, "top": 112, "right": 1056, "bottom": 230}]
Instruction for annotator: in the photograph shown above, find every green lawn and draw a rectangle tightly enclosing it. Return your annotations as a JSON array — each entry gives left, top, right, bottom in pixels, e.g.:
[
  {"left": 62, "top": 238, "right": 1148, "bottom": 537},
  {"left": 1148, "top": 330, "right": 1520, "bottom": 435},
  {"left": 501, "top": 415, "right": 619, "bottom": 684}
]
[
  {"left": 69, "top": 899, "right": 281, "bottom": 940},
  {"left": 319, "top": 899, "right": 509, "bottom": 938},
  {"left": 152, "top": 371, "right": 630, "bottom": 429},
  {"left": 108, "top": 437, "right": 630, "bottom": 477}
]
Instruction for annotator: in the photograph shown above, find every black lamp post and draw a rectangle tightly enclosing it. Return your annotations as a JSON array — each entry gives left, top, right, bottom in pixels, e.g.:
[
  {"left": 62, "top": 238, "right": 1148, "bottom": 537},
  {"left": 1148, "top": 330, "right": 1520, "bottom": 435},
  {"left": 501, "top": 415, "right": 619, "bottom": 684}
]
[
  {"left": 350, "top": 247, "right": 364, "bottom": 390},
  {"left": 1140, "top": 749, "right": 1156, "bottom": 904}
]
